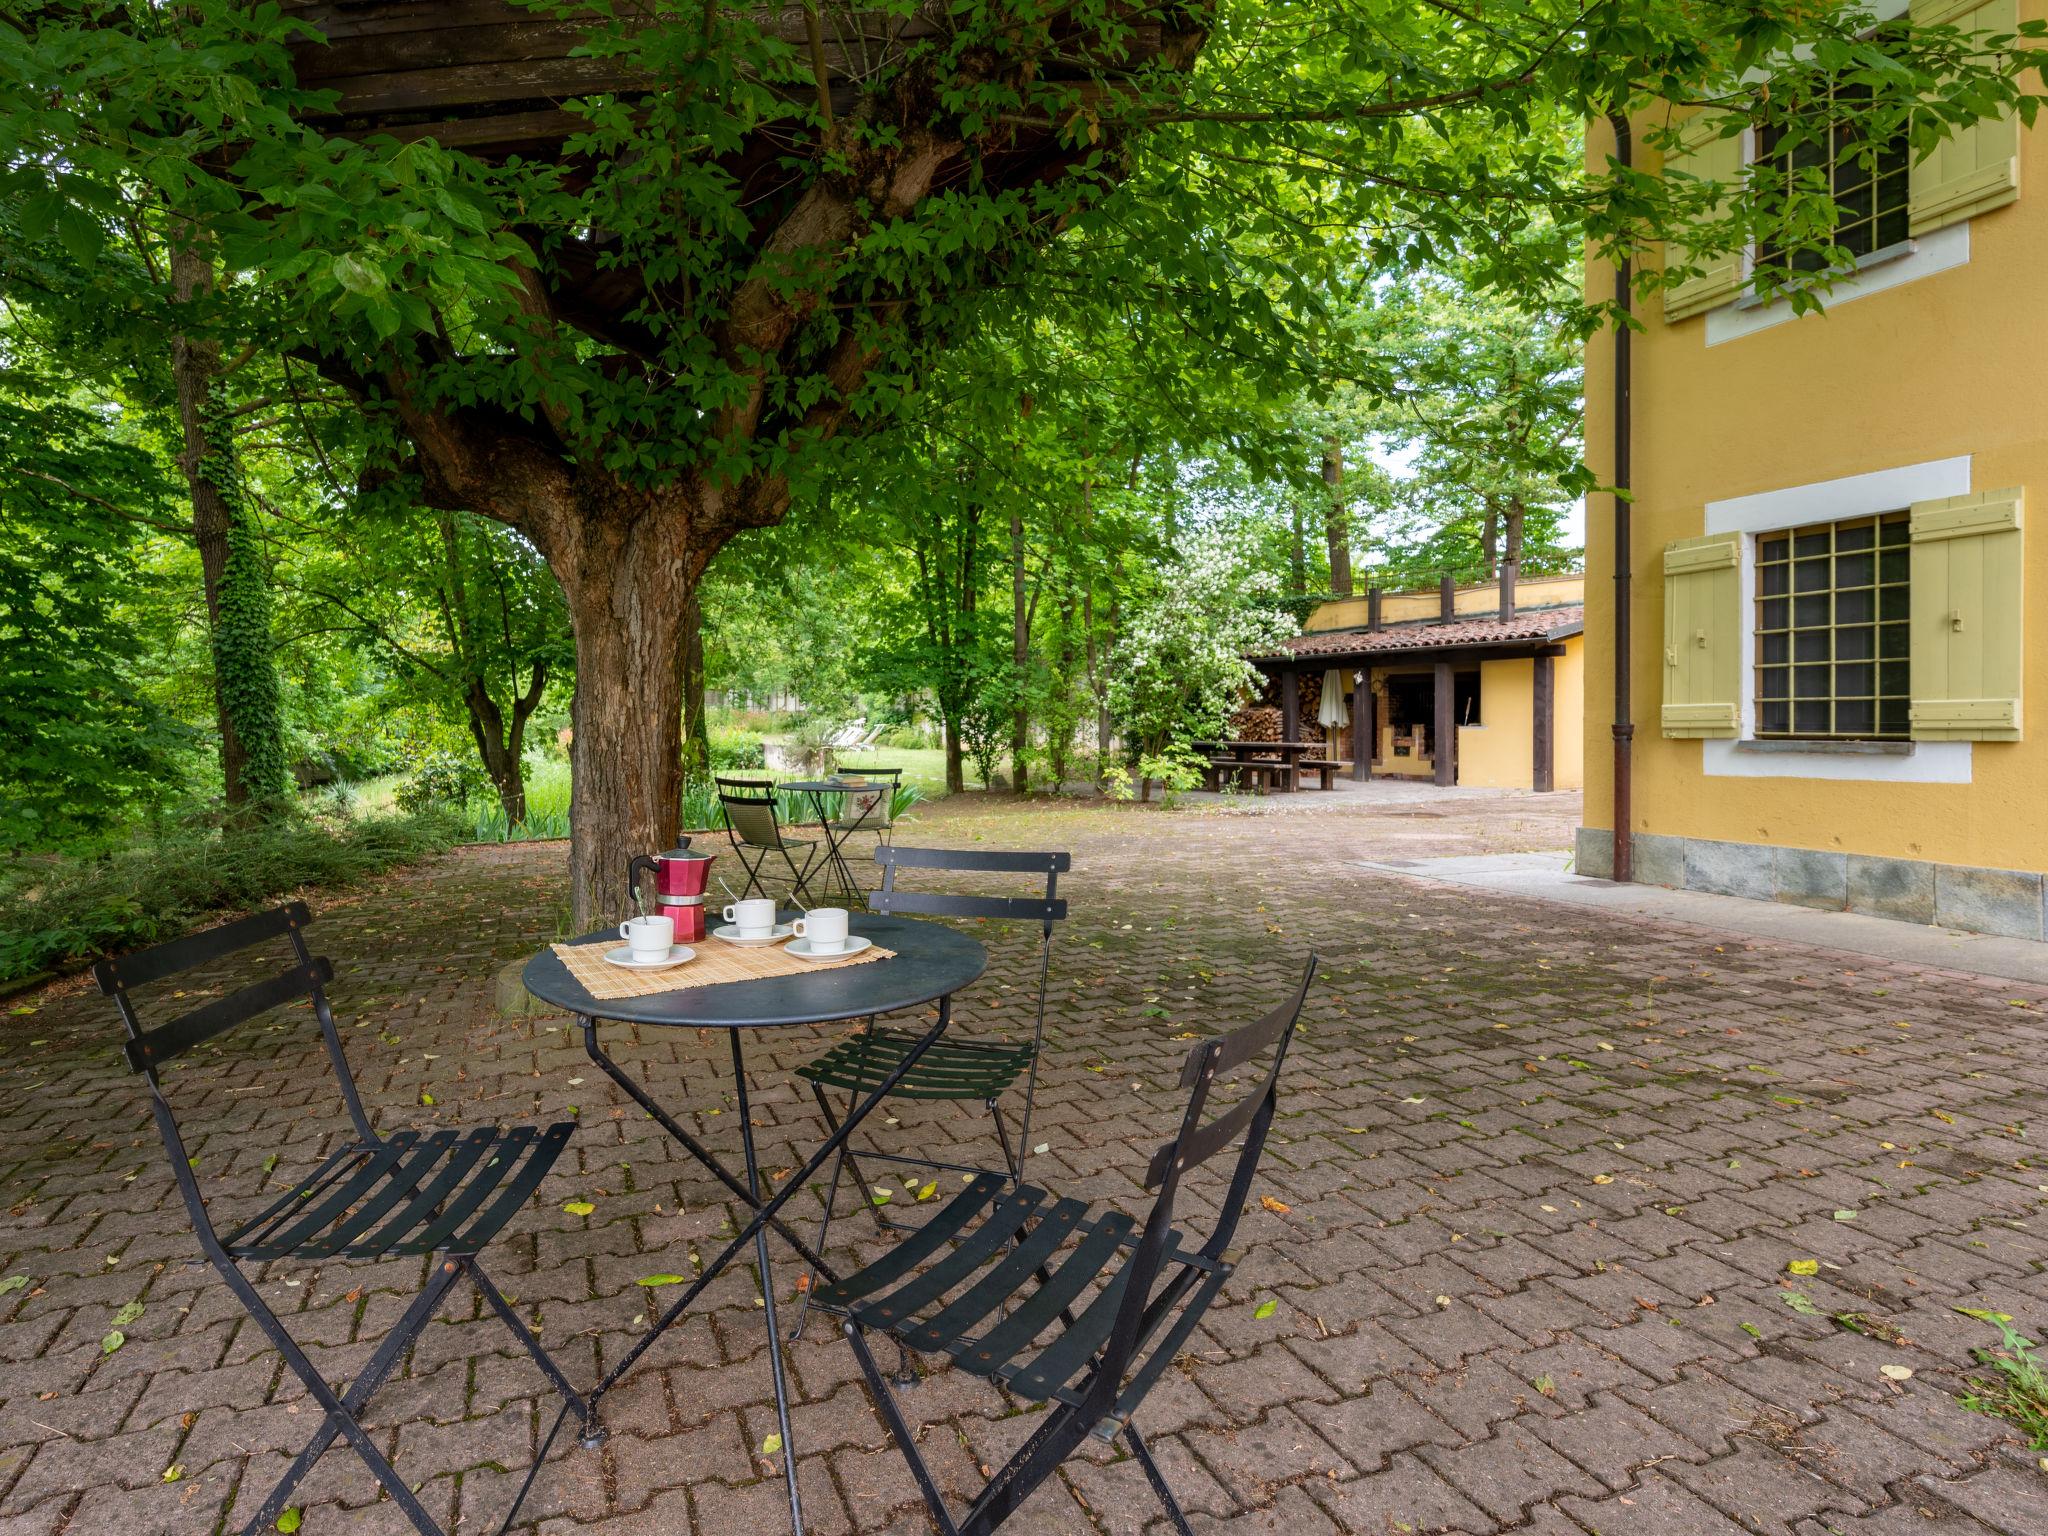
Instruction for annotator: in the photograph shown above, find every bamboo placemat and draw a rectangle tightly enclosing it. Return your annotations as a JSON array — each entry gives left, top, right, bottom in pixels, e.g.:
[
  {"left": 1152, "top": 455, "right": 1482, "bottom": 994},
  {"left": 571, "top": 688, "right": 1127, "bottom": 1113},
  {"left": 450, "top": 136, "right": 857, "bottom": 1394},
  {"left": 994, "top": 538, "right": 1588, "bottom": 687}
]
[{"left": 550, "top": 936, "right": 896, "bottom": 1001}]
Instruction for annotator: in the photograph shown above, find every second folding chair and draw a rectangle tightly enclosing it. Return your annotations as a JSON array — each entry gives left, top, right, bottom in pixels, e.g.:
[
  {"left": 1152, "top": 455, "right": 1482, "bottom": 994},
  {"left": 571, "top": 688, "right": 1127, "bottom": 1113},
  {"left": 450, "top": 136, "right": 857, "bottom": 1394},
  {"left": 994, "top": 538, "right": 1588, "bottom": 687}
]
[{"left": 793, "top": 846, "right": 1068, "bottom": 1323}]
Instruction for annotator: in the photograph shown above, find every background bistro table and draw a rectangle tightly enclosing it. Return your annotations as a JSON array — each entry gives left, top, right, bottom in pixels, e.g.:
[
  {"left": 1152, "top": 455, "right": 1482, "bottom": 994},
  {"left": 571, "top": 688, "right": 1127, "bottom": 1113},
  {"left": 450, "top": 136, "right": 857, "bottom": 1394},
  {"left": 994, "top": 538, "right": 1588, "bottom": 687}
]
[
  {"left": 779, "top": 777, "right": 886, "bottom": 904},
  {"left": 521, "top": 912, "right": 987, "bottom": 1535}
]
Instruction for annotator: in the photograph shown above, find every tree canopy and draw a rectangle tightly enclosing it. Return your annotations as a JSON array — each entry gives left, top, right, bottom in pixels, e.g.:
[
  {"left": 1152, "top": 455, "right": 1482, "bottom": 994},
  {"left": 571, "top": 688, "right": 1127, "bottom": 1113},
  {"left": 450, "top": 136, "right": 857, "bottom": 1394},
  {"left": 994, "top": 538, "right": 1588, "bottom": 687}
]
[{"left": 3, "top": 0, "right": 2039, "bottom": 913}]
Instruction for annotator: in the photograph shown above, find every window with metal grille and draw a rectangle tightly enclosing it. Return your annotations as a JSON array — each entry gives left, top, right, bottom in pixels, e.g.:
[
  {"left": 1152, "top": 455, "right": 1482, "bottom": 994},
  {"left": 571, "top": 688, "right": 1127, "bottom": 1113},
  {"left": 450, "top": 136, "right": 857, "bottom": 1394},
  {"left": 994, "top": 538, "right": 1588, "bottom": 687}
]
[
  {"left": 1755, "top": 513, "right": 1910, "bottom": 740},
  {"left": 1755, "top": 77, "right": 1911, "bottom": 275}
]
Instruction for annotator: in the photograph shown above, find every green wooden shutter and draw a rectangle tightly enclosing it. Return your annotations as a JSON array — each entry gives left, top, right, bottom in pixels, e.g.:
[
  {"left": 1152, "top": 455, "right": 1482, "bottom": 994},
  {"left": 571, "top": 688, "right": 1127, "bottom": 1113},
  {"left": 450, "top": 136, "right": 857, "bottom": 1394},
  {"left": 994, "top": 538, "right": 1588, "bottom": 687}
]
[
  {"left": 1662, "top": 533, "right": 1742, "bottom": 738},
  {"left": 1908, "top": 487, "right": 2023, "bottom": 740},
  {"left": 1909, "top": 0, "right": 2021, "bottom": 234},
  {"left": 1661, "top": 111, "right": 1748, "bottom": 322}
]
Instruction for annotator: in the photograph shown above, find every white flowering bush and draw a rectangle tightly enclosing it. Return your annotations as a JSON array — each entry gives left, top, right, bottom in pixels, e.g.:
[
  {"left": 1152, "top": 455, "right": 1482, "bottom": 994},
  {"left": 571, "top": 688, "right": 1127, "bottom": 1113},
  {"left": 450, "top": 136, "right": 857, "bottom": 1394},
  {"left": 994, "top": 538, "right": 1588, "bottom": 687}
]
[{"left": 1107, "top": 527, "right": 1294, "bottom": 781}]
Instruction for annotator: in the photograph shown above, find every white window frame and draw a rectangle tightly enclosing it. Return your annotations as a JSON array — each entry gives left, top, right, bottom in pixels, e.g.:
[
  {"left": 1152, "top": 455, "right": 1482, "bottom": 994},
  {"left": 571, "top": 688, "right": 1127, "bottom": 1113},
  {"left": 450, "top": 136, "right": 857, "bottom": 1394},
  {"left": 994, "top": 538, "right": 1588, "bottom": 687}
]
[
  {"left": 1703, "top": 0, "right": 1975, "bottom": 344},
  {"left": 1701, "top": 458, "right": 1974, "bottom": 783}
]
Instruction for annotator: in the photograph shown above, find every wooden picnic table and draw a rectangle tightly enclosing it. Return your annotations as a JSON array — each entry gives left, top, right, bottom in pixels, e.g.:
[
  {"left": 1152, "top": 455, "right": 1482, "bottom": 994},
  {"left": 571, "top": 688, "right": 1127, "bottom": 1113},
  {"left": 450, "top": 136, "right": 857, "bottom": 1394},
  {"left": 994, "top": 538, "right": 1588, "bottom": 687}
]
[{"left": 1193, "top": 740, "right": 1318, "bottom": 793}]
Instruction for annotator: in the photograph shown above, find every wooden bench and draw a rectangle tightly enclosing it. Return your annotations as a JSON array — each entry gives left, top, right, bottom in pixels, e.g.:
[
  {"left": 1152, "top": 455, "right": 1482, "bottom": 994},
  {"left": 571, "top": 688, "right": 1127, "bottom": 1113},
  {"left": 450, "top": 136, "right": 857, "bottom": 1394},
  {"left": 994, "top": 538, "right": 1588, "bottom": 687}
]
[
  {"left": 1298, "top": 758, "right": 1343, "bottom": 790},
  {"left": 1206, "top": 759, "right": 1293, "bottom": 793}
]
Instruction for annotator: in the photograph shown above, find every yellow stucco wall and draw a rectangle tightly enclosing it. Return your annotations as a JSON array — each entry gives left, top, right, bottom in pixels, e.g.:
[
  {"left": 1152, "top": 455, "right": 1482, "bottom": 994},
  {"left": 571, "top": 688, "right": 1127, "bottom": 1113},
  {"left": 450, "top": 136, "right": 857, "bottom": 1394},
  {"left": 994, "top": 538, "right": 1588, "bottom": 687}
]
[
  {"left": 1453, "top": 638, "right": 1586, "bottom": 790},
  {"left": 1307, "top": 574, "right": 1585, "bottom": 633},
  {"left": 1582, "top": 96, "right": 2048, "bottom": 872},
  {"left": 1555, "top": 633, "right": 1586, "bottom": 791}
]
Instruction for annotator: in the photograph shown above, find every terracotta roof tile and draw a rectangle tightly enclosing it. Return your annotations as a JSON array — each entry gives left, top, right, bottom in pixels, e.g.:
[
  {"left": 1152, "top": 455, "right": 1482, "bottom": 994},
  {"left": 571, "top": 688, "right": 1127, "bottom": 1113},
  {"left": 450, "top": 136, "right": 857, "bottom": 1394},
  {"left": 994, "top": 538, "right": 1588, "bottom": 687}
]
[{"left": 1256, "top": 605, "right": 1584, "bottom": 661}]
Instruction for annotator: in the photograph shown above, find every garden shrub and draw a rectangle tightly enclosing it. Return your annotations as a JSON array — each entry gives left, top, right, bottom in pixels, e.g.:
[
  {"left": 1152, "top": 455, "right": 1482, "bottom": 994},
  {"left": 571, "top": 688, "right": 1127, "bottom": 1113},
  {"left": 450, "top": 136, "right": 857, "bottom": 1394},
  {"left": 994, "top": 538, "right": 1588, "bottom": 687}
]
[{"left": 0, "top": 806, "right": 464, "bottom": 984}]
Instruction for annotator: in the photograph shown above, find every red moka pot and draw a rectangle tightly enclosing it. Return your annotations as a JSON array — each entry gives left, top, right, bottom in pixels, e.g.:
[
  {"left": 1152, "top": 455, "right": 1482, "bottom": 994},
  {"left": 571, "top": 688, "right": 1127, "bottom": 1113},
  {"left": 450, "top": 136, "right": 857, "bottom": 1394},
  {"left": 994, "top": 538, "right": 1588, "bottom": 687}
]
[{"left": 629, "top": 840, "right": 717, "bottom": 943}]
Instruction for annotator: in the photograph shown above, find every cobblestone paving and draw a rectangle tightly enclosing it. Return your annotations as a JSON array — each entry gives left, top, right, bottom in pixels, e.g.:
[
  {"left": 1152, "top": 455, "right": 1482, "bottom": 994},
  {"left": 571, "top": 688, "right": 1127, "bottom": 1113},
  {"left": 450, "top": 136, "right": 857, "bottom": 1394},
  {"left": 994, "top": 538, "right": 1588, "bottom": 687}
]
[{"left": 5, "top": 791, "right": 2048, "bottom": 1536}]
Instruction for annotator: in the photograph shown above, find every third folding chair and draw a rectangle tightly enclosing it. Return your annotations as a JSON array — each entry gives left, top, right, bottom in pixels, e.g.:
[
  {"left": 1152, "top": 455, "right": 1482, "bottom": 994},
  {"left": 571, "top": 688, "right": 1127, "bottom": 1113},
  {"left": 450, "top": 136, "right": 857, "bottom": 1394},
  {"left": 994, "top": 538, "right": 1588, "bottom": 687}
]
[
  {"left": 98, "top": 904, "right": 596, "bottom": 1536},
  {"left": 717, "top": 775, "right": 826, "bottom": 904},
  {"left": 816, "top": 954, "right": 1319, "bottom": 1535}
]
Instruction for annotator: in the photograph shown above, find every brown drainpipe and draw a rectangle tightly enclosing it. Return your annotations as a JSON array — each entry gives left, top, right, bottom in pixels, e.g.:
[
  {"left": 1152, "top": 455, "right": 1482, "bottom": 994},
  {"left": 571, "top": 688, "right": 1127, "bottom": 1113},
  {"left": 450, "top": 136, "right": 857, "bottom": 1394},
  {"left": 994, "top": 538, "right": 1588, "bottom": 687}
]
[{"left": 1608, "top": 111, "right": 1636, "bottom": 884}]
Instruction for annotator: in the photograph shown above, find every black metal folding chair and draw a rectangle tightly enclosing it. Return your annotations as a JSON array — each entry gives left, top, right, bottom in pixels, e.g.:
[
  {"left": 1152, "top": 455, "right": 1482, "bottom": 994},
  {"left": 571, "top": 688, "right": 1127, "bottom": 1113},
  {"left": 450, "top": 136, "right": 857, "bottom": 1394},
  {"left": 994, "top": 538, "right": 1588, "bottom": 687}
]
[
  {"left": 791, "top": 846, "right": 1067, "bottom": 1331},
  {"left": 827, "top": 767, "right": 904, "bottom": 849},
  {"left": 718, "top": 775, "right": 827, "bottom": 904},
  {"left": 97, "top": 903, "right": 596, "bottom": 1536},
  {"left": 816, "top": 955, "right": 1318, "bottom": 1536}
]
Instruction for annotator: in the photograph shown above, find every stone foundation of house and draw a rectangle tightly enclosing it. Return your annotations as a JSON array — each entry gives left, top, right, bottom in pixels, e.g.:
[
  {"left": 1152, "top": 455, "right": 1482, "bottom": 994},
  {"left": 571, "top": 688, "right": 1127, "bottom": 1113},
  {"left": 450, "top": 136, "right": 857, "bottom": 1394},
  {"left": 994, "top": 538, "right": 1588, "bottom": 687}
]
[{"left": 1574, "top": 828, "right": 2048, "bottom": 942}]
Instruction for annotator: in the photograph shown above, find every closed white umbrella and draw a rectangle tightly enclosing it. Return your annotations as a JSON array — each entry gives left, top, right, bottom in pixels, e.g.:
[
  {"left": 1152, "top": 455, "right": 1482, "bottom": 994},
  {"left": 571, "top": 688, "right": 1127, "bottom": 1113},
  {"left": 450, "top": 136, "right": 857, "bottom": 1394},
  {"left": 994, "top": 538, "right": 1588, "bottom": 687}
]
[{"left": 1317, "top": 668, "right": 1349, "bottom": 730}]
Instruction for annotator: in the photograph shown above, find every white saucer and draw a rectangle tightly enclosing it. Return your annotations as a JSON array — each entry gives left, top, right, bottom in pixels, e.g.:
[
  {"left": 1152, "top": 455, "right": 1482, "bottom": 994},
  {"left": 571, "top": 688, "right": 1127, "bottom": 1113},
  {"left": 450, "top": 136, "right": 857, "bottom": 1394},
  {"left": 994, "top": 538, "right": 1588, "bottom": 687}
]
[
  {"left": 714, "top": 923, "right": 796, "bottom": 946},
  {"left": 603, "top": 944, "right": 696, "bottom": 969},
  {"left": 786, "top": 935, "right": 873, "bottom": 963}
]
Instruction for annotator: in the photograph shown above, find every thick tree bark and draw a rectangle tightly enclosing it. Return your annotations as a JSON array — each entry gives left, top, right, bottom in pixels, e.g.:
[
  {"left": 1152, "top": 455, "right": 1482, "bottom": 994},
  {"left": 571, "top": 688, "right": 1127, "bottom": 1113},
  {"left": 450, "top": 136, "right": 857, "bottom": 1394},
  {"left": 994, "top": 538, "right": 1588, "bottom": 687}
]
[
  {"left": 1321, "top": 436, "right": 1353, "bottom": 598},
  {"left": 553, "top": 502, "right": 700, "bottom": 922},
  {"left": 1482, "top": 502, "right": 1500, "bottom": 578}
]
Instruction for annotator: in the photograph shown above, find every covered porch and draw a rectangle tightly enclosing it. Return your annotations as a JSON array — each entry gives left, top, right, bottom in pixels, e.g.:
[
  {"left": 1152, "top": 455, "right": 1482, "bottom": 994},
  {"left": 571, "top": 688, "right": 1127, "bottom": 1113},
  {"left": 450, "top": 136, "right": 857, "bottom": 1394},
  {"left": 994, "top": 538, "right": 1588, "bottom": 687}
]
[{"left": 1252, "top": 576, "right": 1585, "bottom": 792}]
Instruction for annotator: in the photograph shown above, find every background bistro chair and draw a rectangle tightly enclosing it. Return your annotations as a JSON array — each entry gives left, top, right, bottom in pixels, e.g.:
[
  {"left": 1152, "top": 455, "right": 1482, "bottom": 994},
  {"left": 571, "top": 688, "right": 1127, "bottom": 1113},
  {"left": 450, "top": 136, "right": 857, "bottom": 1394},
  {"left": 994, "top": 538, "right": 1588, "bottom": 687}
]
[
  {"left": 98, "top": 903, "right": 595, "bottom": 1536},
  {"left": 717, "top": 775, "right": 825, "bottom": 903},
  {"left": 829, "top": 766, "right": 904, "bottom": 848},
  {"left": 793, "top": 846, "right": 1067, "bottom": 1326},
  {"left": 815, "top": 955, "right": 1319, "bottom": 1536}
]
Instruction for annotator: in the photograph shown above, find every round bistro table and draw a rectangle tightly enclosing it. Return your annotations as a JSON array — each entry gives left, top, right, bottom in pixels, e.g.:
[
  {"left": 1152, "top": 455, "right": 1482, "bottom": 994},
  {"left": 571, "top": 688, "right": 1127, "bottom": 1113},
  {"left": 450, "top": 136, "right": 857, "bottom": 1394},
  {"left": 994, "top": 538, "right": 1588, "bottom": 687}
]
[{"left": 522, "top": 911, "right": 987, "bottom": 1535}]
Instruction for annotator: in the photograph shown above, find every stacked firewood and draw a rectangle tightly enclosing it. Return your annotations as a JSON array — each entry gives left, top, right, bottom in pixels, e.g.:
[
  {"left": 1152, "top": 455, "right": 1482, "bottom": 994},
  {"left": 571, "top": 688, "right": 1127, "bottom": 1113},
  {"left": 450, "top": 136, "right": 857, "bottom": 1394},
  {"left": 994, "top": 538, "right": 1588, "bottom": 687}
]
[
  {"left": 1297, "top": 670, "right": 1322, "bottom": 727},
  {"left": 1229, "top": 705, "right": 1282, "bottom": 742}
]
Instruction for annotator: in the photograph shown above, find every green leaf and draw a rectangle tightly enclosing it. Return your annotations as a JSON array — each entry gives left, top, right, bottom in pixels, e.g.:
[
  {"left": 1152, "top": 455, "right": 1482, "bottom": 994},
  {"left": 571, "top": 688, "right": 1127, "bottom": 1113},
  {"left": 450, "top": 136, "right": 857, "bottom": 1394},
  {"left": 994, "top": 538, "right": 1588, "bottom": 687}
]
[
  {"left": 331, "top": 254, "right": 386, "bottom": 296},
  {"left": 163, "top": 1463, "right": 184, "bottom": 1483},
  {"left": 419, "top": 1091, "right": 435, "bottom": 1106},
  {"left": 561, "top": 1200, "right": 595, "bottom": 1217},
  {"left": 112, "top": 1300, "right": 144, "bottom": 1327},
  {"left": 0, "top": 1275, "right": 28, "bottom": 1297},
  {"left": 1787, "top": 1259, "right": 1819, "bottom": 1276},
  {"left": 1253, "top": 1299, "right": 1278, "bottom": 1321},
  {"left": 261, "top": 1154, "right": 279, "bottom": 1174},
  {"left": 636, "top": 1274, "right": 687, "bottom": 1287},
  {"left": 101, "top": 1329, "right": 125, "bottom": 1353},
  {"left": 760, "top": 1433, "right": 782, "bottom": 1456},
  {"left": 55, "top": 205, "right": 105, "bottom": 266},
  {"left": 276, "top": 1509, "right": 303, "bottom": 1534},
  {"left": 1956, "top": 1306, "right": 2016, "bottom": 1324},
  {"left": 1780, "top": 1291, "right": 1821, "bottom": 1316},
  {"left": 1740, "top": 1322, "right": 1763, "bottom": 1338}
]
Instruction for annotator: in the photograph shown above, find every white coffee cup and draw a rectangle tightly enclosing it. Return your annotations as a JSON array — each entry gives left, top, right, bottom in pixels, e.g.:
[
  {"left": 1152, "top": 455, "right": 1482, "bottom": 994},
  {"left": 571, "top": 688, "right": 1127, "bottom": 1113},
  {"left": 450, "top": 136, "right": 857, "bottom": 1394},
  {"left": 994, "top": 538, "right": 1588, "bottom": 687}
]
[
  {"left": 619, "top": 913, "right": 674, "bottom": 958},
  {"left": 724, "top": 897, "right": 777, "bottom": 936},
  {"left": 792, "top": 907, "right": 849, "bottom": 953}
]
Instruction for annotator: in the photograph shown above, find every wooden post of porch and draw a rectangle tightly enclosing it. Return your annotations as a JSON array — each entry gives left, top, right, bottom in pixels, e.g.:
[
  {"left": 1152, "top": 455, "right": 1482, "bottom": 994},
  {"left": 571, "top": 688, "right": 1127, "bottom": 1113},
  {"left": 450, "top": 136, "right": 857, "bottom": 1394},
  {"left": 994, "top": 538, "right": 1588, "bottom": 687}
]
[
  {"left": 1351, "top": 667, "right": 1372, "bottom": 781},
  {"left": 1439, "top": 574, "right": 1456, "bottom": 622},
  {"left": 1367, "top": 586, "right": 1383, "bottom": 632},
  {"left": 1432, "top": 660, "right": 1455, "bottom": 787},
  {"left": 1532, "top": 650, "right": 1555, "bottom": 793},
  {"left": 1500, "top": 559, "right": 1518, "bottom": 620},
  {"left": 1280, "top": 667, "right": 1299, "bottom": 746}
]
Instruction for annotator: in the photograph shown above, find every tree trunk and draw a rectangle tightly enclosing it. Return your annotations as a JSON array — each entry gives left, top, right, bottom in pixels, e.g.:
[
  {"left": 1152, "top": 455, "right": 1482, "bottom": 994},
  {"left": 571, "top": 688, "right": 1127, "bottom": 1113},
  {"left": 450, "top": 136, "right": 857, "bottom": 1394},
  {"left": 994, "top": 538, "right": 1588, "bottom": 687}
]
[
  {"left": 1506, "top": 496, "right": 1525, "bottom": 570},
  {"left": 1481, "top": 503, "right": 1499, "bottom": 579},
  {"left": 1009, "top": 507, "right": 1029, "bottom": 795},
  {"left": 1288, "top": 499, "right": 1307, "bottom": 598},
  {"left": 170, "top": 237, "right": 287, "bottom": 811},
  {"left": 461, "top": 659, "right": 545, "bottom": 827},
  {"left": 1321, "top": 436, "right": 1353, "bottom": 598},
  {"left": 679, "top": 581, "right": 710, "bottom": 792},
  {"left": 944, "top": 714, "right": 965, "bottom": 793},
  {"left": 550, "top": 501, "right": 699, "bottom": 926}
]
